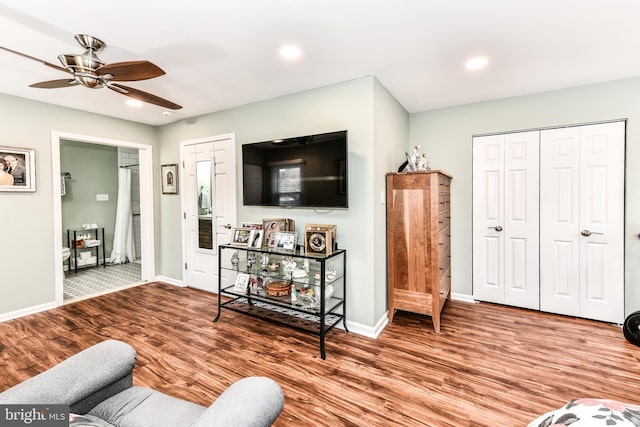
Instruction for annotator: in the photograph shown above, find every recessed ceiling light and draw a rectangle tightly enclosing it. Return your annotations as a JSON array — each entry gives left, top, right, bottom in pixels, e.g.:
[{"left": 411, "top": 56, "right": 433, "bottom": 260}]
[
  {"left": 126, "top": 99, "right": 144, "bottom": 108},
  {"left": 465, "top": 56, "right": 489, "bottom": 71},
  {"left": 279, "top": 44, "right": 301, "bottom": 60}
]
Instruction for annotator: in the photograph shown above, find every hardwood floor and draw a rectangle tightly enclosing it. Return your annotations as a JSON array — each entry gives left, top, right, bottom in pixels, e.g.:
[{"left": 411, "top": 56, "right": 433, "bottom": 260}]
[{"left": 1, "top": 282, "right": 638, "bottom": 426}]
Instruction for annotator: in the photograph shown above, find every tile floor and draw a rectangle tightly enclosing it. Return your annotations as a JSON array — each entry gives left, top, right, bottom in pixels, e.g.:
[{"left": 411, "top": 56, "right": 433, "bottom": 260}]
[{"left": 63, "top": 262, "right": 143, "bottom": 301}]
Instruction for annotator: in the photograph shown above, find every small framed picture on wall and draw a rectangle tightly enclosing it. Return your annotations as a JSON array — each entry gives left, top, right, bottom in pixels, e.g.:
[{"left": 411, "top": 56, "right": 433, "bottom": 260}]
[
  {"left": 161, "top": 163, "right": 178, "bottom": 194},
  {"left": 0, "top": 145, "right": 36, "bottom": 192}
]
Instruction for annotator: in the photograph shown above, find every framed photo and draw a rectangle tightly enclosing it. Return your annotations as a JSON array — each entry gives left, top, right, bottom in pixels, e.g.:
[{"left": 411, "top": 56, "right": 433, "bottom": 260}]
[
  {"left": 262, "top": 218, "right": 288, "bottom": 249},
  {"left": 0, "top": 146, "right": 36, "bottom": 192},
  {"left": 231, "top": 227, "right": 252, "bottom": 246},
  {"left": 233, "top": 273, "right": 251, "bottom": 293},
  {"left": 241, "top": 222, "right": 263, "bottom": 230},
  {"left": 161, "top": 163, "right": 178, "bottom": 194},
  {"left": 248, "top": 229, "right": 263, "bottom": 248},
  {"left": 270, "top": 231, "right": 297, "bottom": 253}
]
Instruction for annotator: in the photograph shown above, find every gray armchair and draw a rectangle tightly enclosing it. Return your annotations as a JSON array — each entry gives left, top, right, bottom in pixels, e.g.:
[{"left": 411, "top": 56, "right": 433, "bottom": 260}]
[{"left": 0, "top": 340, "right": 284, "bottom": 426}]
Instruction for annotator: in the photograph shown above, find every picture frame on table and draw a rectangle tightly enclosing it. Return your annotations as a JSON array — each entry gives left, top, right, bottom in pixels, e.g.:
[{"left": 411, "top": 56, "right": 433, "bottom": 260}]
[
  {"left": 233, "top": 272, "right": 251, "bottom": 293},
  {"left": 248, "top": 229, "right": 263, "bottom": 248},
  {"left": 262, "top": 218, "right": 291, "bottom": 249},
  {"left": 0, "top": 145, "right": 36, "bottom": 192},
  {"left": 230, "top": 227, "right": 252, "bottom": 246},
  {"left": 161, "top": 163, "right": 178, "bottom": 194},
  {"left": 270, "top": 231, "right": 297, "bottom": 253}
]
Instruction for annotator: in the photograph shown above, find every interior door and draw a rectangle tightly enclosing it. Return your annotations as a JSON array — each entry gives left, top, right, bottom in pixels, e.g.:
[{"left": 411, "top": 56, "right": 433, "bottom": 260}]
[
  {"left": 181, "top": 134, "right": 237, "bottom": 293},
  {"left": 473, "top": 134, "right": 505, "bottom": 304},
  {"left": 539, "top": 126, "right": 581, "bottom": 316},
  {"left": 503, "top": 131, "right": 540, "bottom": 309},
  {"left": 540, "top": 121, "right": 625, "bottom": 323},
  {"left": 473, "top": 131, "right": 540, "bottom": 308}
]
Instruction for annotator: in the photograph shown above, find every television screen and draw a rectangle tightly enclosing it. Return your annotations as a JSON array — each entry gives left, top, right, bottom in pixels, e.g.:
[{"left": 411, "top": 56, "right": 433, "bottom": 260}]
[{"left": 242, "top": 130, "right": 348, "bottom": 208}]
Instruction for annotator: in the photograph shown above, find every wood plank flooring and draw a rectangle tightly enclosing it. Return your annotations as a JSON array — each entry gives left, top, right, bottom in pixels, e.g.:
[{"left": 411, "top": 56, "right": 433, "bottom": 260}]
[{"left": 0, "top": 282, "right": 639, "bottom": 426}]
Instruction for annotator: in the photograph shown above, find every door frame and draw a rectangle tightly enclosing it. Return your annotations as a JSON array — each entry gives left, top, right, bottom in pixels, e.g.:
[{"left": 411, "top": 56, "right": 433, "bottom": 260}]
[
  {"left": 179, "top": 133, "right": 237, "bottom": 290},
  {"left": 51, "top": 131, "right": 155, "bottom": 305}
]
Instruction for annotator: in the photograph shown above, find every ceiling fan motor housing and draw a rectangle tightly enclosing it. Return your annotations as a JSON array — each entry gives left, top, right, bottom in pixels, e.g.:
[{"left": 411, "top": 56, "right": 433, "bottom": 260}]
[{"left": 57, "top": 34, "right": 108, "bottom": 88}]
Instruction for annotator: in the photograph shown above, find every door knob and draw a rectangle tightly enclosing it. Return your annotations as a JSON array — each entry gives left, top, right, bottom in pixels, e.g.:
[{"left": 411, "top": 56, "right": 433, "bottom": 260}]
[
  {"left": 222, "top": 224, "right": 232, "bottom": 230},
  {"left": 581, "top": 229, "right": 603, "bottom": 237},
  {"left": 488, "top": 225, "right": 503, "bottom": 232}
]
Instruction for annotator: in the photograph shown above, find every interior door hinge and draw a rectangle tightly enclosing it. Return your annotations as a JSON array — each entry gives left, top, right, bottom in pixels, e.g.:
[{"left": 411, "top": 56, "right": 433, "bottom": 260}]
[
  {"left": 184, "top": 262, "right": 187, "bottom": 270},
  {"left": 183, "top": 212, "right": 186, "bottom": 219},
  {"left": 182, "top": 161, "right": 185, "bottom": 168}
]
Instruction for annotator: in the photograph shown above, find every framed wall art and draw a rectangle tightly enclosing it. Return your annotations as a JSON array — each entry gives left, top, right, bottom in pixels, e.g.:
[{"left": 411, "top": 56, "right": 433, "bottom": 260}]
[
  {"left": 0, "top": 146, "right": 36, "bottom": 192},
  {"left": 161, "top": 163, "right": 178, "bottom": 194}
]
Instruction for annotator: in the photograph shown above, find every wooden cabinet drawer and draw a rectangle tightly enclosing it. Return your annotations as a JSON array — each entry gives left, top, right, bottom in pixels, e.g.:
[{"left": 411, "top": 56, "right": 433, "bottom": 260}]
[
  {"left": 438, "top": 266, "right": 451, "bottom": 299},
  {"left": 438, "top": 211, "right": 450, "bottom": 231},
  {"left": 438, "top": 193, "right": 450, "bottom": 212}
]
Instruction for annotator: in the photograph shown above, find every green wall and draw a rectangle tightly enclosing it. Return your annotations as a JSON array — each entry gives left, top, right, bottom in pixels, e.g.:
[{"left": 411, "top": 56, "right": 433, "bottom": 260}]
[
  {"left": 0, "top": 92, "right": 156, "bottom": 315},
  {"left": 60, "top": 140, "right": 118, "bottom": 256},
  {"left": 411, "top": 76, "right": 640, "bottom": 316},
  {"left": 157, "top": 76, "right": 407, "bottom": 328}
]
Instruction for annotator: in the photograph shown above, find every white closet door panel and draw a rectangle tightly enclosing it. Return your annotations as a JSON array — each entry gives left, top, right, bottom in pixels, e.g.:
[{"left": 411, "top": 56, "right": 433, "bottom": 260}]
[
  {"left": 578, "top": 121, "right": 625, "bottom": 323},
  {"left": 473, "top": 135, "right": 505, "bottom": 304},
  {"left": 540, "top": 127, "right": 581, "bottom": 316},
  {"left": 504, "top": 131, "right": 539, "bottom": 309}
]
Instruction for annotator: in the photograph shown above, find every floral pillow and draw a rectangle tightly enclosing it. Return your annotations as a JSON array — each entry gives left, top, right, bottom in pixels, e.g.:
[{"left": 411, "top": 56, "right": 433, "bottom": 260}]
[{"left": 528, "top": 398, "right": 640, "bottom": 426}]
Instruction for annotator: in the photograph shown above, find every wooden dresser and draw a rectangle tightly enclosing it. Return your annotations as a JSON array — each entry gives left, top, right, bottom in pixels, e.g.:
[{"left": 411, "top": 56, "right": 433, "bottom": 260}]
[{"left": 386, "top": 170, "right": 452, "bottom": 332}]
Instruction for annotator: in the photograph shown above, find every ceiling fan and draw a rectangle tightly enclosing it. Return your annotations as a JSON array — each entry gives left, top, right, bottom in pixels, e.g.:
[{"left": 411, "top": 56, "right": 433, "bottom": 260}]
[{"left": 0, "top": 34, "right": 182, "bottom": 110}]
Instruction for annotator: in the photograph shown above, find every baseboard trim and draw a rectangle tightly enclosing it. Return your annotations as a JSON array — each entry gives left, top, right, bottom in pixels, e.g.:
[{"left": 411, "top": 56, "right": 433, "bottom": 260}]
[
  {"left": 451, "top": 293, "right": 476, "bottom": 304},
  {"left": 155, "top": 275, "right": 185, "bottom": 287},
  {"left": 0, "top": 301, "right": 59, "bottom": 323},
  {"left": 346, "top": 312, "right": 389, "bottom": 339}
]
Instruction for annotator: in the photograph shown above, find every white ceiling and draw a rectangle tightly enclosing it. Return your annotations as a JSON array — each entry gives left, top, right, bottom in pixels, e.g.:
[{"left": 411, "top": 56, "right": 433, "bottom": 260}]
[{"left": 1, "top": 0, "right": 639, "bottom": 126}]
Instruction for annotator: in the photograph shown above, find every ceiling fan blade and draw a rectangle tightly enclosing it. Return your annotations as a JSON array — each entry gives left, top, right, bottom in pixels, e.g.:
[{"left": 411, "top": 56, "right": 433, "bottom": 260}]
[
  {"left": 97, "top": 60, "right": 165, "bottom": 81},
  {"left": 0, "top": 45, "right": 70, "bottom": 74},
  {"left": 108, "top": 83, "right": 182, "bottom": 110},
  {"left": 29, "top": 79, "right": 78, "bottom": 89}
]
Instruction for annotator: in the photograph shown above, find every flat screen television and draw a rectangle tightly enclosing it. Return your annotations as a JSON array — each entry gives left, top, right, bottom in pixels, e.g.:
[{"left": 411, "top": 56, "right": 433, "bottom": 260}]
[{"left": 242, "top": 130, "right": 348, "bottom": 208}]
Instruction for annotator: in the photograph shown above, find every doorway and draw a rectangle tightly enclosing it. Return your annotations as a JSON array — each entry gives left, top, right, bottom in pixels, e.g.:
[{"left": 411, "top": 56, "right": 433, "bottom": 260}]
[
  {"left": 51, "top": 131, "right": 155, "bottom": 305},
  {"left": 180, "top": 134, "right": 237, "bottom": 293}
]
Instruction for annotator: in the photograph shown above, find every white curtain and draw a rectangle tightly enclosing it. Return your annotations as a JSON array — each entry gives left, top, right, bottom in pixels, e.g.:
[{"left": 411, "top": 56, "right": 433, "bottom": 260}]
[{"left": 110, "top": 168, "right": 135, "bottom": 264}]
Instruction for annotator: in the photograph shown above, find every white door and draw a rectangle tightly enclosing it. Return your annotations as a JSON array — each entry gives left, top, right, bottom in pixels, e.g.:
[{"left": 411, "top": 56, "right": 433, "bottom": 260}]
[
  {"left": 473, "top": 134, "right": 505, "bottom": 304},
  {"left": 540, "top": 121, "right": 625, "bottom": 323},
  {"left": 181, "top": 134, "right": 237, "bottom": 293},
  {"left": 473, "top": 131, "right": 539, "bottom": 309}
]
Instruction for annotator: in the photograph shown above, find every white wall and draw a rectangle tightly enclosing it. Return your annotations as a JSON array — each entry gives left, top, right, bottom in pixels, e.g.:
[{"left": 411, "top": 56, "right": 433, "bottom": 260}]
[
  {"left": 0, "top": 93, "right": 156, "bottom": 316},
  {"left": 411, "top": 76, "right": 640, "bottom": 316},
  {"left": 156, "top": 77, "right": 403, "bottom": 328}
]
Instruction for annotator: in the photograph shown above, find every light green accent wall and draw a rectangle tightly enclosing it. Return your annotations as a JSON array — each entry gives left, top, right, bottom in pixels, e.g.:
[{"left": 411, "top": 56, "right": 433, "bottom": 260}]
[
  {"left": 410, "top": 76, "right": 640, "bottom": 316},
  {"left": 373, "top": 78, "right": 409, "bottom": 321},
  {"left": 0, "top": 93, "right": 156, "bottom": 315},
  {"left": 60, "top": 140, "right": 118, "bottom": 255},
  {"left": 157, "top": 77, "right": 391, "bottom": 326}
]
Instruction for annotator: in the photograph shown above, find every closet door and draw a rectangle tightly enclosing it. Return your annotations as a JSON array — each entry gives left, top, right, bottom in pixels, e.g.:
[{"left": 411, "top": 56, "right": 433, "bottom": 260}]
[
  {"left": 473, "top": 134, "right": 505, "bottom": 304},
  {"left": 540, "top": 121, "right": 625, "bottom": 323},
  {"left": 473, "top": 131, "right": 539, "bottom": 308}
]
